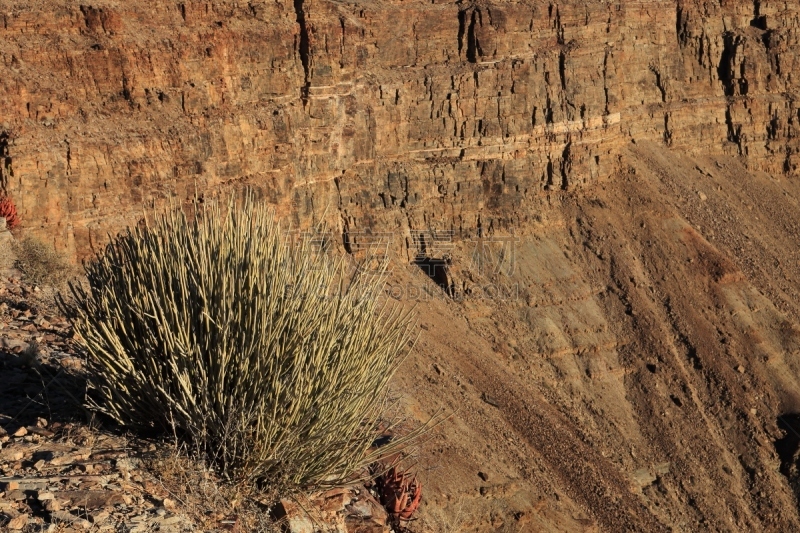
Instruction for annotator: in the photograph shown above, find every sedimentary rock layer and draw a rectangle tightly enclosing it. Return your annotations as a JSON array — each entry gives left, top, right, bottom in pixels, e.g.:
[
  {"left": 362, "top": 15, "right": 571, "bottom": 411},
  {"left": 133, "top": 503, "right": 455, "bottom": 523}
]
[{"left": 0, "top": 1, "right": 798, "bottom": 256}]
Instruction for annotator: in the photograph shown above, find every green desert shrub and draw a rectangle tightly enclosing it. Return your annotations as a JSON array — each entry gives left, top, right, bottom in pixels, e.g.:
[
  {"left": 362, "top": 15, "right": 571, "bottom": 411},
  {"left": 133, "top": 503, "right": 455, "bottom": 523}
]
[{"left": 60, "top": 193, "right": 417, "bottom": 488}]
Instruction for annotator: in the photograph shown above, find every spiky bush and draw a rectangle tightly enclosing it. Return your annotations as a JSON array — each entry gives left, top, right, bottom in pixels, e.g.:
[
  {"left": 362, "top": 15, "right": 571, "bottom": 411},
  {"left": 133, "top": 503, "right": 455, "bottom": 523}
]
[{"left": 61, "top": 194, "right": 416, "bottom": 488}]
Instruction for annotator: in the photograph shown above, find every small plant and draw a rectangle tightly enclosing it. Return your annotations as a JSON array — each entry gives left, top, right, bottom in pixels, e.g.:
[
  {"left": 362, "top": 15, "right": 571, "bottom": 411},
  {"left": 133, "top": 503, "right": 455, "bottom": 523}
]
[
  {"left": 13, "top": 237, "right": 73, "bottom": 286},
  {"left": 60, "top": 192, "right": 420, "bottom": 489},
  {"left": 377, "top": 466, "right": 422, "bottom": 523},
  {"left": 0, "top": 194, "right": 20, "bottom": 229}
]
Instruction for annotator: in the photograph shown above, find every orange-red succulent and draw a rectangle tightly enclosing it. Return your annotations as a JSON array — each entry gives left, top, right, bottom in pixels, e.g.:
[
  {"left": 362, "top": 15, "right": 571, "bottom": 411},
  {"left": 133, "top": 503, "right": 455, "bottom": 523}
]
[
  {"left": 0, "top": 195, "right": 19, "bottom": 230},
  {"left": 377, "top": 467, "right": 422, "bottom": 522}
]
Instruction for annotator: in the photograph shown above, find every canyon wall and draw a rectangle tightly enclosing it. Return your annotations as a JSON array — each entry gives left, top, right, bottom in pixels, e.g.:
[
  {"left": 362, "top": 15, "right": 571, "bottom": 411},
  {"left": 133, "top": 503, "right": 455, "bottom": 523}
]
[
  {"left": 0, "top": 0, "right": 798, "bottom": 258},
  {"left": 5, "top": 4, "right": 800, "bottom": 530}
]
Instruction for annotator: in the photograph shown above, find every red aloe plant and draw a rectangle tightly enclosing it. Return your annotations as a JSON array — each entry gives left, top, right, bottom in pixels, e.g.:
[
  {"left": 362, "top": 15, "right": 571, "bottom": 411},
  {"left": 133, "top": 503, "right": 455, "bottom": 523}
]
[
  {"left": 0, "top": 195, "right": 19, "bottom": 230},
  {"left": 377, "top": 466, "right": 422, "bottom": 522}
]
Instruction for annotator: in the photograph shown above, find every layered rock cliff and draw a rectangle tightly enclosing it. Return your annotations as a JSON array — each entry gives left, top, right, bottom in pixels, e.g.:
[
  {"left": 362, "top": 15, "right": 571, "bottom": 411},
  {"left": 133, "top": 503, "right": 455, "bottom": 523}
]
[
  {"left": 4, "top": 3, "right": 800, "bottom": 532},
  {"left": 1, "top": 0, "right": 798, "bottom": 258}
]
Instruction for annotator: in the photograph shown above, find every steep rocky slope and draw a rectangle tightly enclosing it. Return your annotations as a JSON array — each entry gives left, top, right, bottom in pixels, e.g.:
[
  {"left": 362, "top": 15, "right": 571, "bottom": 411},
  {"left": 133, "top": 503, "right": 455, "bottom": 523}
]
[
  {"left": 394, "top": 142, "right": 800, "bottom": 531},
  {"left": 2, "top": 1, "right": 800, "bottom": 532}
]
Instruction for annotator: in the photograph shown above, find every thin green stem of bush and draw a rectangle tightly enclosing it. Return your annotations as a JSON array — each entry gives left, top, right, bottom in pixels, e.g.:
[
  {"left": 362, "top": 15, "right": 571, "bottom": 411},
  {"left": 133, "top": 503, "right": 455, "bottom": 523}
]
[{"left": 60, "top": 193, "right": 418, "bottom": 488}]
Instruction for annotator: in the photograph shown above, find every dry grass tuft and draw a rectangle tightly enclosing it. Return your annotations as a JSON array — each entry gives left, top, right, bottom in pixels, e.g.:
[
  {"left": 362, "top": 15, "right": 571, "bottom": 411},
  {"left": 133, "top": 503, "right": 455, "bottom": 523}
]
[
  {"left": 142, "top": 445, "right": 283, "bottom": 532},
  {"left": 13, "top": 237, "right": 74, "bottom": 286},
  {"left": 418, "top": 497, "right": 469, "bottom": 533}
]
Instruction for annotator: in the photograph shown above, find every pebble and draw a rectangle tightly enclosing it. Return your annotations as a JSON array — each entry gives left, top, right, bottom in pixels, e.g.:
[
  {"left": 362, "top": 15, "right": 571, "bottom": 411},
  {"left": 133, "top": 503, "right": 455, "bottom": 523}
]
[
  {"left": 90, "top": 510, "right": 110, "bottom": 524},
  {"left": 7, "top": 489, "right": 27, "bottom": 501},
  {"left": 44, "top": 499, "right": 62, "bottom": 512},
  {"left": 346, "top": 499, "right": 374, "bottom": 517},
  {"left": 481, "top": 393, "right": 500, "bottom": 407},
  {"left": 6, "top": 513, "right": 28, "bottom": 530}
]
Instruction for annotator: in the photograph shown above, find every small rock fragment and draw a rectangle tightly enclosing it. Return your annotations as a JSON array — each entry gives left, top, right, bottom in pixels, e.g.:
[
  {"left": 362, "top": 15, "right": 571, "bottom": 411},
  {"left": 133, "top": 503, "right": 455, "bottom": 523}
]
[
  {"left": 632, "top": 468, "right": 657, "bottom": 487},
  {"left": 44, "top": 499, "right": 62, "bottom": 512},
  {"left": 654, "top": 462, "right": 671, "bottom": 475},
  {"left": 6, "top": 513, "right": 28, "bottom": 530},
  {"left": 12, "top": 427, "right": 27, "bottom": 437},
  {"left": 278, "top": 499, "right": 315, "bottom": 533},
  {"left": 6, "top": 489, "right": 27, "bottom": 501},
  {"left": 90, "top": 510, "right": 109, "bottom": 524},
  {"left": 349, "top": 502, "right": 378, "bottom": 522},
  {"left": 60, "top": 356, "right": 82, "bottom": 370},
  {"left": 0, "top": 449, "right": 24, "bottom": 461},
  {"left": 49, "top": 454, "right": 73, "bottom": 466},
  {"left": 481, "top": 393, "right": 499, "bottom": 407},
  {"left": 736, "top": 365, "right": 745, "bottom": 374},
  {"left": 478, "top": 471, "right": 489, "bottom": 482}
]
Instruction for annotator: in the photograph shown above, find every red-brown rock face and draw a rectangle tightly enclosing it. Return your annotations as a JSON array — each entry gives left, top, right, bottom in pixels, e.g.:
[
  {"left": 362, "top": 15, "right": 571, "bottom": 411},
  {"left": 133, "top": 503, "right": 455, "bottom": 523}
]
[{"left": 0, "top": 1, "right": 798, "bottom": 257}]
